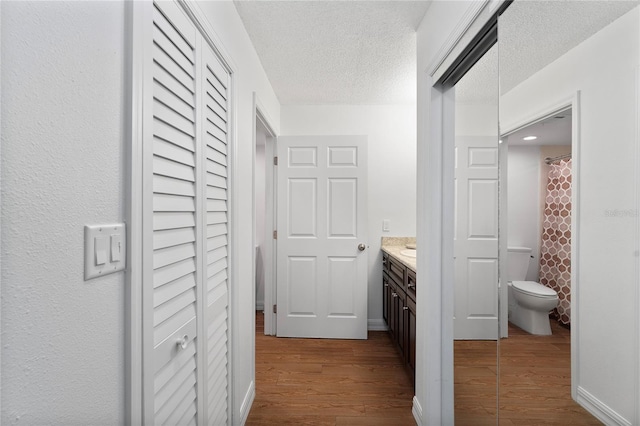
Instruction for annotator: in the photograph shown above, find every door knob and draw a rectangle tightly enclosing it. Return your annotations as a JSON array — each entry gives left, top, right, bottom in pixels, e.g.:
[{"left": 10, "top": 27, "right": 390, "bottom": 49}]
[
  {"left": 358, "top": 243, "right": 366, "bottom": 251},
  {"left": 176, "top": 334, "right": 189, "bottom": 350}
]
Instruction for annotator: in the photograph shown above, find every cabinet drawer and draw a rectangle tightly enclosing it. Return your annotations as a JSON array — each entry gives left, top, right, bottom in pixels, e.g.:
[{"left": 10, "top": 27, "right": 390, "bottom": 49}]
[
  {"left": 388, "top": 256, "right": 406, "bottom": 288},
  {"left": 382, "top": 252, "right": 389, "bottom": 272}
]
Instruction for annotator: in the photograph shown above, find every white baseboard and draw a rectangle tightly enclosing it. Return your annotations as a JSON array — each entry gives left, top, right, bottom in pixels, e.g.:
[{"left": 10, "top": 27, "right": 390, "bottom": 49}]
[
  {"left": 368, "top": 319, "right": 388, "bottom": 331},
  {"left": 255, "top": 301, "right": 264, "bottom": 311},
  {"left": 238, "top": 380, "right": 255, "bottom": 425},
  {"left": 577, "top": 386, "right": 631, "bottom": 426},
  {"left": 412, "top": 396, "right": 423, "bottom": 425}
]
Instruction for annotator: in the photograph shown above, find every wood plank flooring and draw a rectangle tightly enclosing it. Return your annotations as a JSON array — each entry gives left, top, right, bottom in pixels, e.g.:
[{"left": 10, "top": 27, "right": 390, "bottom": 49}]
[
  {"left": 454, "top": 320, "right": 601, "bottom": 425},
  {"left": 249, "top": 312, "right": 601, "bottom": 425},
  {"left": 247, "top": 312, "right": 416, "bottom": 425}
]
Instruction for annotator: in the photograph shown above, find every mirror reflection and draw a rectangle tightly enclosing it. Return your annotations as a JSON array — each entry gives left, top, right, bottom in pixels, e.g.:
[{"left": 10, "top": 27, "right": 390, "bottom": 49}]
[
  {"left": 453, "top": 44, "right": 499, "bottom": 424},
  {"left": 498, "top": 1, "right": 639, "bottom": 424}
]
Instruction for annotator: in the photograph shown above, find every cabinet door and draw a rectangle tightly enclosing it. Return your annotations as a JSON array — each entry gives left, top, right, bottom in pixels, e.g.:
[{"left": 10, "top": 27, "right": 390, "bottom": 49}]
[
  {"left": 407, "top": 269, "right": 416, "bottom": 301},
  {"left": 396, "top": 287, "right": 406, "bottom": 356},
  {"left": 383, "top": 272, "right": 390, "bottom": 325},
  {"left": 406, "top": 296, "right": 417, "bottom": 379},
  {"left": 388, "top": 280, "right": 398, "bottom": 341}
]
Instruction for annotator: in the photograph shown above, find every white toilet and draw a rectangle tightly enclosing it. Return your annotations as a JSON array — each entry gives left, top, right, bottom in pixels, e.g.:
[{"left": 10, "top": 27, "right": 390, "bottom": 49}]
[{"left": 507, "top": 246, "right": 559, "bottom": 335}]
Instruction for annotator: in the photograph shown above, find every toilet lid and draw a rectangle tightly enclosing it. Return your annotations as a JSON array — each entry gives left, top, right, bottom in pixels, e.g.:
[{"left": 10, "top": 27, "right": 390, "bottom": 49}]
[{"left": 512, "top": 281, "right": 557, "bottom": 297}]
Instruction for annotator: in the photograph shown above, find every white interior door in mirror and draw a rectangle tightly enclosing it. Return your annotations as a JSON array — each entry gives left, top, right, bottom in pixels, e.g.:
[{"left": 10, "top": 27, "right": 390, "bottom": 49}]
[
  {"left": 277, "top": 136, "right": 368, "bottom": 339},
  {"left": 454, "top": 136, "right": 499, "bottom": 340}
]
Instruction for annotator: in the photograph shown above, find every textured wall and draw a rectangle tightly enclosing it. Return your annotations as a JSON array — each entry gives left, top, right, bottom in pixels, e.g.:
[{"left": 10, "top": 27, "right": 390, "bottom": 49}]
[
  {"left": 281, "top": 104, "right": 417, "bottom": 328},
  {"left": 1, "top": 1, "right": 126, "bottom": 423}
]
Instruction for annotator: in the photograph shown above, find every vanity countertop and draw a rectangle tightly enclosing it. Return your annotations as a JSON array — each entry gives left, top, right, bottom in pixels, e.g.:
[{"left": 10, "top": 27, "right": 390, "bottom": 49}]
[{"left": 381, "top": 237, "right": 417, "bottom": 272}]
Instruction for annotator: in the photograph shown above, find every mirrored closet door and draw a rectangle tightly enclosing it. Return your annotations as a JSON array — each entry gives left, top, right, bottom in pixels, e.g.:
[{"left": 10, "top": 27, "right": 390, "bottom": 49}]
[{"left": 497, "top": 2, "right": 640, "bottom": 424}]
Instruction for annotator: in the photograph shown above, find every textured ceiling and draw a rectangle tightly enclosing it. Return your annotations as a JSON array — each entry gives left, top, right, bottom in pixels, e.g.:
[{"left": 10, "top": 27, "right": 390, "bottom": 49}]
[
  {"left": 500, "top": 1, "right": 638, "bottom": 94},
  {"left": 234, "top": 1, "right": 431, "bottom": 105},
  {"left": 506, "top": 111, "right": 572, "bottom": 147},
  {"left": 455, "top": 44, "right": 498, "bottom": 105}
]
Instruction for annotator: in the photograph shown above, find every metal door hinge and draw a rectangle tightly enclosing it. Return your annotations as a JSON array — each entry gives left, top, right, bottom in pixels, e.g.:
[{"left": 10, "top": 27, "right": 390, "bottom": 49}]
[
  {"left": 273, "top": 230, "right": 277, "bottom": 239},
  {"left": 273, "top": 156, "right": 278, "bottom": 166},
  {"left": 273, "top": 304, "right": 277, "bottom": 314}
]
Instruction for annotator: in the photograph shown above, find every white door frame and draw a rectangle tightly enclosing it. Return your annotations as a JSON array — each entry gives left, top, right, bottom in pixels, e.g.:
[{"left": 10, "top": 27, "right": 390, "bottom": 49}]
[
  {"left": 252, "top": 93, "right": 278, "bottom": 336},
  {"left": 500, "top": 93, "right": 581, "bottom": 400},
  {"left": 415, "top": 1, "right": 504, "bottom": 423}
]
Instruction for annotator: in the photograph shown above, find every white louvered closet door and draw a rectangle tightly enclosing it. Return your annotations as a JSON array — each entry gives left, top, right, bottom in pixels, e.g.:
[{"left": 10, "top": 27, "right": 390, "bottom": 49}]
[
  {"left": 142, "top": 1, "right": 230, "bottom": 424},
  {"left": 201, "top": 35, "right": 230, "bottom": 426}
]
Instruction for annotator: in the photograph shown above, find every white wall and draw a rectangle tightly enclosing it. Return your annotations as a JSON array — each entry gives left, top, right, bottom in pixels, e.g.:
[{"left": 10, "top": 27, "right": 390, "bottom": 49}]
[
  {"left": 501, "top": 7, "right": 639, "bottom": 423},
  {"left": 1, "top": 1, "right": 281, "bottom": 423},
  {"left": 1, "top": 2, "right": 126, "bottom": 423},
  {"left": 280, "top": 105, "right": 417, "bottom": 328},
  {"left": 507, "top": 145, "right": 541, "bottom": 281}
]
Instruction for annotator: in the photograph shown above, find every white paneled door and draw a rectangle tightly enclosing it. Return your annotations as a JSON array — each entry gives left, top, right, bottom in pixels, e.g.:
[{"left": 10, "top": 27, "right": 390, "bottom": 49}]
[
  {"left": 277, "top": 136, "right": 368, "bottom": 339},
  {"left": 140, "top": 1, "right": 230, "bottom": 424},
  {"left": 454, "top": 136, "right": 499, "bottom": 339}
]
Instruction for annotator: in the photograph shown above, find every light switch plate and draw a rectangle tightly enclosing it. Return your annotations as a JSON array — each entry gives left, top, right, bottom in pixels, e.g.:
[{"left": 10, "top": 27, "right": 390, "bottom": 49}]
[
  {"left": 84, "top": 223, "right": 126, "bottom": 280},
  {"left": 382, "top": 219, "right": 390, "bottom": 232}
]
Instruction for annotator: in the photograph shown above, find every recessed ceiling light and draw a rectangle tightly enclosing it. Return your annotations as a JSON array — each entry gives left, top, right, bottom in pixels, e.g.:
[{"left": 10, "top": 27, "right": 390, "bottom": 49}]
[{"left": 523, "top": 136, "right": 537, "bottom": 141}]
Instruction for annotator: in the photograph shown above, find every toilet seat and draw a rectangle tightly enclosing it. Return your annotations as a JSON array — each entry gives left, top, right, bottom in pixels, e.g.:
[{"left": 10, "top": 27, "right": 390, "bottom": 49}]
[{"left": 512, "top": 280, "right": 557, "bottom": 298}]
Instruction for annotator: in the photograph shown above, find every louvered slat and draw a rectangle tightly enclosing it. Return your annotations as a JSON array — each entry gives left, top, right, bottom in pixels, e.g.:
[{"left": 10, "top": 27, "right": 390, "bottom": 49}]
[
  {"left": 154, "top": 136, "right": 196, "bottom": 167},
  {"left": 208, "top": 270, "right": 227, "bottom": 294},
  {"left": 153, "top": 175, "right": 195, "bottom": 198},
  {"left": 154, "top": 116, "right": 195, "bottom": 152},
  {"left": 154, "top": 287, "right": 196, "bottom": 325},
  {"left": 153, "top": 156, "right": 195, "bottom": 182},
  {"left": 153, "top": 227, "right": 195, "bottom": 250},
  {"left": 154, "top": 302, "right": 197, "bottom": 344},
  {"left": 206, "top": 173, "right": 227, "bottom": 190},
  {"left": 154, "top": 339, "right": 196, "bottom": 391},
  {"left": 153, "top": 257, "right": 195, "bottom": 288},
  {"left": 153, "top": 79, "right": 194, "bottom": 122},
  {"left": 154, "top": 193, "right": 195, "bottom": 212},
  {"left": 154, "top": 211, "right": 195, "bottom": 230},
  {"left": 207, "top": 223, "right": 227, "bottom": 238},
  {"left": 154, "top": 243, "right": 196, "bottom": 269},
  {"left": 207, "top": 186, "right": 227, "bottom": 201},
  {"left": 205, "top": 132, "right": 227, "bottom": 153},
  {"left": 207, "top": 211, "right": 227, "bottom": 225},
  {"left": 154, "top": 273, "right": 196, "bottom": 307},
  {"left": 206, "top": 145, "right": 227, "bottom": 166}
]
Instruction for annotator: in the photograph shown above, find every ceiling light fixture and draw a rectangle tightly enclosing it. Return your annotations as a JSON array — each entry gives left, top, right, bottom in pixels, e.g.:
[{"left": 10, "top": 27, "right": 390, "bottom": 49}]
[{"left": 523, "top": 136, "right": 537, "bottom": 141}]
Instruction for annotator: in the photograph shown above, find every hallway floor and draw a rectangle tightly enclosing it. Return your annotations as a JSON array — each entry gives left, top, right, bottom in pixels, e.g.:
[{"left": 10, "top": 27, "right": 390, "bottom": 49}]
[
  {"left": 249, "top": 313, "right": 601, "bottom": 425},
  {"left": 247, "top": 312, "right": 416, "bottom": 425}
]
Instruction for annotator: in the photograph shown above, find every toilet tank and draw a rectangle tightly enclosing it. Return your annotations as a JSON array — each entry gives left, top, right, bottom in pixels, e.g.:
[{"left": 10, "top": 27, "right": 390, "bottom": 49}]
[{"left": 507, "top": 246, "right": 532, "bottom": 281}]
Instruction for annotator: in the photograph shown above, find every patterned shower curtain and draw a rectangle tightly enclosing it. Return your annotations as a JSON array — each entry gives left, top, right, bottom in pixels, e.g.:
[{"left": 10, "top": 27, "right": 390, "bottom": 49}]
[{"left": 539, "top": 158, "right": 572, "bottom": 325}]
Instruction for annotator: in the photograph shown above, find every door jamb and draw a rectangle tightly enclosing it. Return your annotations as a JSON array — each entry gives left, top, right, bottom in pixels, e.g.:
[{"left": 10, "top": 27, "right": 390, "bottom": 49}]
[
  {"left": 500, "top": 93, "right": 581, "bottom": 400},
  {"left": 252, "top": 94, "right": 278, "bottom": 336}
]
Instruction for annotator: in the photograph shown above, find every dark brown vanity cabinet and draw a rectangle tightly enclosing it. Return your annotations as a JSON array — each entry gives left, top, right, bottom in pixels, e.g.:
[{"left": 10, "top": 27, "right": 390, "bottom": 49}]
[{"left": 382, "top": 252, "right": 416, "bottom": 383}]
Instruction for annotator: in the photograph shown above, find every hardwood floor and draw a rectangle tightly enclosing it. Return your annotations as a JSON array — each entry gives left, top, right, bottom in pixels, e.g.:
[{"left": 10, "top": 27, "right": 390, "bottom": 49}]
[
  {"left": 455, "top": 320, "right": 602, "bottom": 425},
  {"left": 247, "top": 312, "right": 416, "bottom": 425},
  {"left": 249, "top": 313, "right": 601, "bottom": 425}
]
